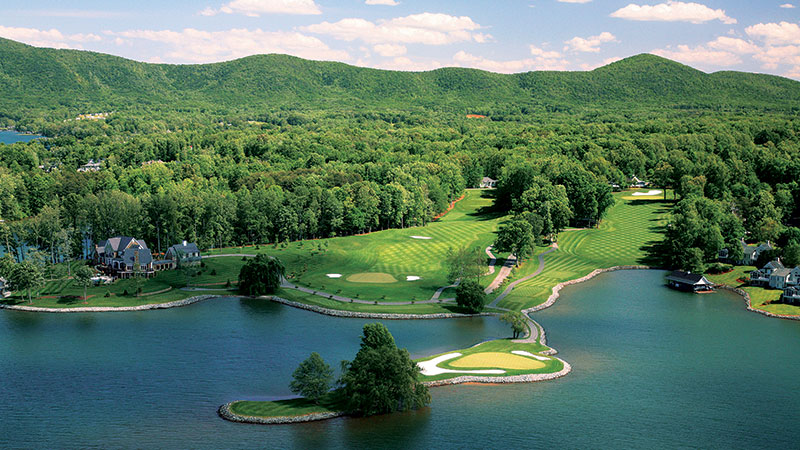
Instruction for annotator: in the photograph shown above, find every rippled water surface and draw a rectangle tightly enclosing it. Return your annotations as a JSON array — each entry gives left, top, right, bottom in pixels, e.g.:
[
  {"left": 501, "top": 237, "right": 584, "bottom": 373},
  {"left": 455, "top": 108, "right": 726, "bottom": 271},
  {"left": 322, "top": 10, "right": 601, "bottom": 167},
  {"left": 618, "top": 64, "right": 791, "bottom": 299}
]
[{"left": 2, "top": 270, "right": 799, "bottom": 449}]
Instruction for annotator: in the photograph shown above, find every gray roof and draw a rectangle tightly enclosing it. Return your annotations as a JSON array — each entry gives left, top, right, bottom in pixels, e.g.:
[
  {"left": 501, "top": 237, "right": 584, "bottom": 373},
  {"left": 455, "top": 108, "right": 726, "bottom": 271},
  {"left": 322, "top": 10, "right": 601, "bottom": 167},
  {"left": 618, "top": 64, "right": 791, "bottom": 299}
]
[
  {"left": 742, "top": 246, "right": 757, "bottom": 256},
  {"left": 764, "top": 260, "right": 785, "bottom": 270},
  {"left": 771, "top": 268, "right": 791, "bottom": 278},
  {"left": 121, "top": 248, "right": 152, "bottom": 267},
  {"left": 169, "top": 242, "right": 200, "bottom": 255},
  {"left": 666, "top": 271, "right": 713, "bottom": 285},
  {"left": 106, "top": 236, "right": 148, "bottom": 253}
]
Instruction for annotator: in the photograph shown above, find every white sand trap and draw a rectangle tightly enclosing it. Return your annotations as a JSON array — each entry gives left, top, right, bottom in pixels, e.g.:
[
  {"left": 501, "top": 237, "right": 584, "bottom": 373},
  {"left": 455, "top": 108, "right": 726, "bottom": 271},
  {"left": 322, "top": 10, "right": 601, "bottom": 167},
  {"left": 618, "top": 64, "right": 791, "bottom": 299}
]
[
  {"left": 631, "top": 190, "right": 662, "bottom": 196},
  {"left": 417, "top": 353, "right": 506, "bottom": 376},
  {"left": 406, "top": 276, "right": 421, "bottom": 281},
  {"left": 410, "top": 236, "right": 433, "bottom": 240},
  {"left": 326, "top": 274, "right": 342, "bottom": 278},
  {"left": 511, "top": 350, "right": 550, "bottom": 361}
]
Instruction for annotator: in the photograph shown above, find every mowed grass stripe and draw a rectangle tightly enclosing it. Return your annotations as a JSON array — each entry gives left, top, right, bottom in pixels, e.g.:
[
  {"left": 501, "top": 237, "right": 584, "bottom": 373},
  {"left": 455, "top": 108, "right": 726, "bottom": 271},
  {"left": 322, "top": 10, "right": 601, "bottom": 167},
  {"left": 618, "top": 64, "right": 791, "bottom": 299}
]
[{"left": 498, "top": 194, "right": 670, "bottom": 310}]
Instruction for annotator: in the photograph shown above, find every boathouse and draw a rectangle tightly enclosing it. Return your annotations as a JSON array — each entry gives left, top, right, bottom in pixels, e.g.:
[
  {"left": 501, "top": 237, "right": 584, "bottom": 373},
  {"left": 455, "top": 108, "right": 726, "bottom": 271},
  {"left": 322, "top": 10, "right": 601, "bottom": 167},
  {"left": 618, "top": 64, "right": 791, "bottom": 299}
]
[{"left": 665, "top": 271, "right": 715, "bottom": 292}]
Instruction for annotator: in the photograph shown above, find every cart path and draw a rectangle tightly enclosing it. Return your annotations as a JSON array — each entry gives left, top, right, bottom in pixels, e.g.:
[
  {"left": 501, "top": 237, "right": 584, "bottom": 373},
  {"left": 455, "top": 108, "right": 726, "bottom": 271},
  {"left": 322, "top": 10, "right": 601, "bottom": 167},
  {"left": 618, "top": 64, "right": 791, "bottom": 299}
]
[{"left": 487, "top": 244, "right": 558, "bottom": 309}]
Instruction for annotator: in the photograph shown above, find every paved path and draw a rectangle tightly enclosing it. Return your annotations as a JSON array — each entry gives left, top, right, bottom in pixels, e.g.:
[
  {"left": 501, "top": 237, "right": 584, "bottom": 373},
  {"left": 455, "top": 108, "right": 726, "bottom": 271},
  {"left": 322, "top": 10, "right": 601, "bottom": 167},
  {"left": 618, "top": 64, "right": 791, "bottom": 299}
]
[
  {"left": 487, "top": 243, "right": 558, "bottom": 309},
  {"left": 484, "top": 253, "right": 517, "bottom": 294},
  {"left": 202, "top": 254, "right": 256, "bottom": 258},
  {"left": 485, "top": 246, "right": 497, "bottom": 275}
]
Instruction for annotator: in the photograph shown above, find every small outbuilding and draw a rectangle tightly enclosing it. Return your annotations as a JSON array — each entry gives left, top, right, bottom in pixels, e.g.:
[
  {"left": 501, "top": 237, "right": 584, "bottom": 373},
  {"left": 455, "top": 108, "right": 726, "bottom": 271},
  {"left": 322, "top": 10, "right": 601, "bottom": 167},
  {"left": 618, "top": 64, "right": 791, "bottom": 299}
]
[
  {"left": 666, "top": 271, "right": 715, "bottom": 292},
  {"left": 0, "top": 277, "right": 9, "bottom": 298},
  {"left": 480, "top": 177, "right": 497, "bottom": 189}
]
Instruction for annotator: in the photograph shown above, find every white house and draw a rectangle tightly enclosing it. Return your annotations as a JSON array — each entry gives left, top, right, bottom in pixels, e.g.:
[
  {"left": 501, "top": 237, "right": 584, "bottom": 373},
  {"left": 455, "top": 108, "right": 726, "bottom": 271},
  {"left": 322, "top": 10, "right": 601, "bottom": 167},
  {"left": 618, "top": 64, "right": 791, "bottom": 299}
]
[
  {"left": 480, "top": 177, "right": 497, "bottom": 189},
  {"left": 741, "top": 240, "right": 773, "bottom": 266},
  {"left": 0, "top": 277, "right": 9, "bottom": 298}
]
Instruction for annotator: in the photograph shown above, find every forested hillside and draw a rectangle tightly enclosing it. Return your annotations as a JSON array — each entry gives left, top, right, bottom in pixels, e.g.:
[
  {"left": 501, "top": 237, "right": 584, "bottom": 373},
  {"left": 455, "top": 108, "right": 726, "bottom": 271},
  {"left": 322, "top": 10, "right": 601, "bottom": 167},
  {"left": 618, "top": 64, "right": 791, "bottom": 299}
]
[{"left": 1, "top": 37, "right": 799, "bottom": 122}]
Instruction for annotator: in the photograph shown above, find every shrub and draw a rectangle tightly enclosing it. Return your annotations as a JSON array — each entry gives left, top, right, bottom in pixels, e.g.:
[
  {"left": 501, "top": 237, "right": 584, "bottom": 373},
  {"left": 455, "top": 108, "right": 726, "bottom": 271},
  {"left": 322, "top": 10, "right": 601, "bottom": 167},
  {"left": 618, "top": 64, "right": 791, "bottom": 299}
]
[
  {"left": 210, "top": 269, "right": 217, "bottom": 276},
  {"left": 225, "top": 279, "right": 231, "bottom": 288},
  {"left": 104, "top": 291, "right": 110, "bottom": 297},
  {"left": 122, "top": 289, "right": 129, "bottom": 296}
]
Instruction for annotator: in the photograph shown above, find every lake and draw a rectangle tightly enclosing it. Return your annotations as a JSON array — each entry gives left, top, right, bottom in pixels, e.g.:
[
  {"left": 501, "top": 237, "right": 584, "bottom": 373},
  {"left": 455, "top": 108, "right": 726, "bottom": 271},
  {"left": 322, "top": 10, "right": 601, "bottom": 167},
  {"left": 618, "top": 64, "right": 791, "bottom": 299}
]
[
  {"left": 1, "top": 270, "right": 799, "bottom": 449},
  {"left": 0, "top": 130, "right": 43, "bottom": 144}
]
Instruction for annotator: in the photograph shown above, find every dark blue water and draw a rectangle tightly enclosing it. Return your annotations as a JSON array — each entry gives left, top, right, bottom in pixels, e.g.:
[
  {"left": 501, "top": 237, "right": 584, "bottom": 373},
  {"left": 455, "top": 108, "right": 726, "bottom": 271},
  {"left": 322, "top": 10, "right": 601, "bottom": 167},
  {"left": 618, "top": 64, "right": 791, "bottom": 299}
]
[
  {"left": 0, "top": 130, "right": 43, "bottom": 144},
  {"left": 2, "top": 271, "right": 799, "bottom": 449}
]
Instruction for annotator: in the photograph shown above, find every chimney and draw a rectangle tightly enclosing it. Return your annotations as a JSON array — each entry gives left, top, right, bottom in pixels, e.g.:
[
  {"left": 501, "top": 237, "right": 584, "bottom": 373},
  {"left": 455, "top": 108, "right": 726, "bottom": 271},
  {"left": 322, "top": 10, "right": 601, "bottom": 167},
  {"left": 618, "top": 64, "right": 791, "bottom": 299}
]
[{"left": 183, "top": 240, "right": 187, "bottom": 246}]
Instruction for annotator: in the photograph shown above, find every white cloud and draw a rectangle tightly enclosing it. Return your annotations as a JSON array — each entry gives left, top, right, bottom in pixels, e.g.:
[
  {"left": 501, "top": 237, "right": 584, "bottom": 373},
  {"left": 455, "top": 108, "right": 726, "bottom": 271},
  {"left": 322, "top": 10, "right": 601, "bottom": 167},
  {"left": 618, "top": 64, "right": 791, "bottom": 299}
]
[
  {"left": 303, "top": 13, "right": 490, "bottom": 45},
  {"left": 373, "top": 43, "right": 406, "bottom": 57},
  {"left": 611, "top": 1, "right": 736, "bottom": 25},
  {"left": 530, "top": 44, "right": 561, "bottom": 59},
  {"left": 111, "top": 28, "right": 348, "bottom": 63},
  {"left": 780, "top": 3, "right": 796, "bottom": 8},
  {"left": 564, "top": 31, "right": 616, "bottom": 53},
  {"left": 452, "top": 50, "right": 570, "bottom": 73},
  {"left": 201, "top": 0, "right": 321, "bottom": 17},
  {"left": 652, "top": 44, "right": 741, "bottom": 67},
  {"left": 0, "top": 25, "right": 104, "bottom": 49},
  {"left": 752, "top": 45, "right": 800, "bottom": 70},
  {"left": 785, "top": 66, "right": 800, "bottom": 79},
  {"left": 707, "top": 36, "right": 760, "bottom": 54},
  {"left": 366, "top": 0, "right": 399, "bottom": 5},
  {"left": 558, "top": 0, "right": 592, "bottom": 3},
  {"left": 745, "top": 21, "right": 800, "bottom": 45}
]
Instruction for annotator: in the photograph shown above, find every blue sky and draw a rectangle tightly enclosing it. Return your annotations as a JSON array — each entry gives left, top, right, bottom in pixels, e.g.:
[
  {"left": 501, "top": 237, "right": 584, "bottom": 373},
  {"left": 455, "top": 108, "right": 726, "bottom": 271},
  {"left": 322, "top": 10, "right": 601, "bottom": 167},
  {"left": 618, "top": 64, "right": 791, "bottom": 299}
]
[{"left": 1, "top": 1, "right": 799, "bottom": 79}]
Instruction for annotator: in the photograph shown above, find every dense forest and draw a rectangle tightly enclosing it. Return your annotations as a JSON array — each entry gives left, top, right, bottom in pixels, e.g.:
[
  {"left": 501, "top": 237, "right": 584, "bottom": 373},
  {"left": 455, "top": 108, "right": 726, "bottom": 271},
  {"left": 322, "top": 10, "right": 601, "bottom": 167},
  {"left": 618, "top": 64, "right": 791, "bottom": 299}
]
[{"left": 1, "top": 37, "right": 799, "bottom": 274}]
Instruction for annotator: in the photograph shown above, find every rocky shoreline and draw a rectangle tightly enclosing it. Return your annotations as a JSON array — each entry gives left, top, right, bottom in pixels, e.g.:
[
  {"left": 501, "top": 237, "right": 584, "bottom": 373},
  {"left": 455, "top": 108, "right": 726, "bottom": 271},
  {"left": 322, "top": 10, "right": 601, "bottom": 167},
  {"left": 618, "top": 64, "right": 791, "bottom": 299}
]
[
  {"left": 0, "top": 295, "right": 221, "bottom": 313},
  {"left": 716, "top": 285, "right": 800, "bottom": 321},
  {"left": 268, "top": 295, "right": 497, "bottom": 320},
  {"left": 217, "top": 402, "right": 345, "bottom": 425}
]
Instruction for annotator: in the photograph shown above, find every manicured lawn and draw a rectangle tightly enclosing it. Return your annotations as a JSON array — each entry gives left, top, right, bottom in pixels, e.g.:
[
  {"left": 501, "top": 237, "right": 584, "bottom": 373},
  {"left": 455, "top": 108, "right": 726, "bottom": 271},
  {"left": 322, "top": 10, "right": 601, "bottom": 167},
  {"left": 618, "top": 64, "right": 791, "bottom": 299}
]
[
  {"left": 230, "top": 395, "right": 343, "bottom": 418},
  {"left": 210, "top": 189, "right": 505, "bottom": 304},
  {"left": 496, "top": 191, "right": 671, "bottom": 311},
  {"left": 707, "top": 267, "right": 800, "bottom": 317},
  {"left": 1, "top": 257, "right": 244, "bottom": 308}
]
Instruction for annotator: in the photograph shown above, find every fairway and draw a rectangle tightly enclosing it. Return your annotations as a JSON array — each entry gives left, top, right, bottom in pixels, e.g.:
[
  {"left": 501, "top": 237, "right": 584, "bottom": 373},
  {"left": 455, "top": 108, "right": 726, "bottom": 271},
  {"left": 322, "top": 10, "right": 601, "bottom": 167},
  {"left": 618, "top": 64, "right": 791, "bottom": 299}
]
[
  {"left": 346, "top": 273, "right": 398, "bottom": 283},
  {"left": 247, "top": 189, "right": 504, "bottom": 303},
  {"left": 449, "top": 352, "right": 546, "bottom": 370},
  {"left": 495, "top": 192, "right": 671, "bottom": 311}
]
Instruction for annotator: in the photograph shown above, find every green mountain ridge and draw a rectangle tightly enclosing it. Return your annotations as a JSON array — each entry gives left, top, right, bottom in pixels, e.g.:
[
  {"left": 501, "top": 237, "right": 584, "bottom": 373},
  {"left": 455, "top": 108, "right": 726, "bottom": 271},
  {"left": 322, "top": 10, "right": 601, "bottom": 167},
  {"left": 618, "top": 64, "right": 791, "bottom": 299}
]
[{"left": 0, "top": 36, "right": 798, "bottom": 116}]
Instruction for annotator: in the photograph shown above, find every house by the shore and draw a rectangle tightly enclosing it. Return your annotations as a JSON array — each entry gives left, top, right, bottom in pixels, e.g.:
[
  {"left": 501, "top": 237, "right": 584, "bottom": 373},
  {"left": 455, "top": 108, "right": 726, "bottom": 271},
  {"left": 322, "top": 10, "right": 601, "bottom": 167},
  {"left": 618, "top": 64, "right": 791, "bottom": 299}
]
[
  {"left": 666, "top": 271, "right": 715, "bottom": 292},
  {"left": 782, "top": 286, "right": 800, "bottom": 305},
  {"left": 163, "top": 241, "right": 202, "bottom": 269},
  {"left": 93, "top": 236, "right": 154, "bottom": 279},
  {"left": 750, "top": 259, "right": 800, "bottom": 289}
]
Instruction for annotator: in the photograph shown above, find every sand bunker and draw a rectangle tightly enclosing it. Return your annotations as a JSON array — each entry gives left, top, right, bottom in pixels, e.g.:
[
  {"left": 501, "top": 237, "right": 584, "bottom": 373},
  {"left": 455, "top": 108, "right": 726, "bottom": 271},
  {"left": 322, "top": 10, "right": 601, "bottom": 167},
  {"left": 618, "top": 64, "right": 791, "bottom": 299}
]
[
  {"left": 418, "top": 353, "right": 506, "bottom": 376},
  {"left": 449, "top": 352, "right": 545, "bottom": 370},
  {"left": 511, "top": 350, "right": 550, "bottom": 361},
  {"left": 406, "top": 276, "right": 421, "bottom": 281},
  {"left": 326, "top": 274, "right": 342, "bottom": 278},
  {"left": 410, "top": 236, "right": 432, "bottom": 240},
  {"left": 346, "top": 272, "right": 398, "bottom": 283},
  {"left": 631, "top": 190, "right": 662, "bottom": 196}
]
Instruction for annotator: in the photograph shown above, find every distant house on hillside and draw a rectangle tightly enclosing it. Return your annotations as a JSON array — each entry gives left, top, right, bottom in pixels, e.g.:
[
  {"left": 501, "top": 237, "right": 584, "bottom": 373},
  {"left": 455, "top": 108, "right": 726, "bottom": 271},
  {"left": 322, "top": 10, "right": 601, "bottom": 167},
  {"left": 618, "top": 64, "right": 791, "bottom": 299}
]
[
  {"left": 740, "top": 240, "right": 773, "bottom": 266},
  {"left": 77, "top": 159, "right": 102, "bottom": 172},
  {"left": 480, "top": 177, "right": 497, "bottom": 188},
  {"left": 0, "top": 277, "right": 9, "bottom": 298},
  {"left": 93, "top": 236, "right": 154, "bottom": 278},
  {"left": 666, "top": 271, "right": 715, "bottom": 292},
  {"left": 630, "top": 176, "right": 648, "bottom": 188},
  {"left": 164, "top": 241, "right": 201, "bottom": 268}
]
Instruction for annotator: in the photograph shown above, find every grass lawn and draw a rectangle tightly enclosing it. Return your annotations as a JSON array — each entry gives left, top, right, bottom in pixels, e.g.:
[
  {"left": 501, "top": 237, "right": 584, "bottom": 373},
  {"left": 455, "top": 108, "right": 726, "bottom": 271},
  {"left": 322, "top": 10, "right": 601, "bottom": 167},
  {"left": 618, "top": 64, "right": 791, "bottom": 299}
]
[
  {"left": 0, "top": 257, "right": 244, "bottom": 308},
  {"left": 230, "top": 394, "right": 344, "bottom": 418},
  {"left": 209, "top": 189, "right": 505, "bottom": 304},
  {"left": 706, "top": 266, "right": 800, "bottom": 317},
  {"left": 496, "top": 190, "right": 672, "bottom": 311}
]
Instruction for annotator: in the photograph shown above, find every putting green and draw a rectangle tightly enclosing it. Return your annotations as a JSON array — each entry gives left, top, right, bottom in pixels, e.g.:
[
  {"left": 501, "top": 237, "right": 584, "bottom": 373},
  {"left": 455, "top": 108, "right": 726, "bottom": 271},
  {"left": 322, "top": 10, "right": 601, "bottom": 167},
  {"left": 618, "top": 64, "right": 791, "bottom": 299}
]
[
  {"left": 346, "top": 272, "right": 398, "bottom": 283},
  {"left": 449, "top": 352, "right": 546, "bottom": 370}
]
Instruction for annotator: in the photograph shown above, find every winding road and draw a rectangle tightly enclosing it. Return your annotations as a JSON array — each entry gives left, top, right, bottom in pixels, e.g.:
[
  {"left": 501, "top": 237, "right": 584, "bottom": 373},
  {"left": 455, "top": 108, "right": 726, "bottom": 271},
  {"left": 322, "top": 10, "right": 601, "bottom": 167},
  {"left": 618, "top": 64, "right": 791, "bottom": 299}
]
[{"left": 487, "top": 244, "right": 558, "bottom": 309}]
